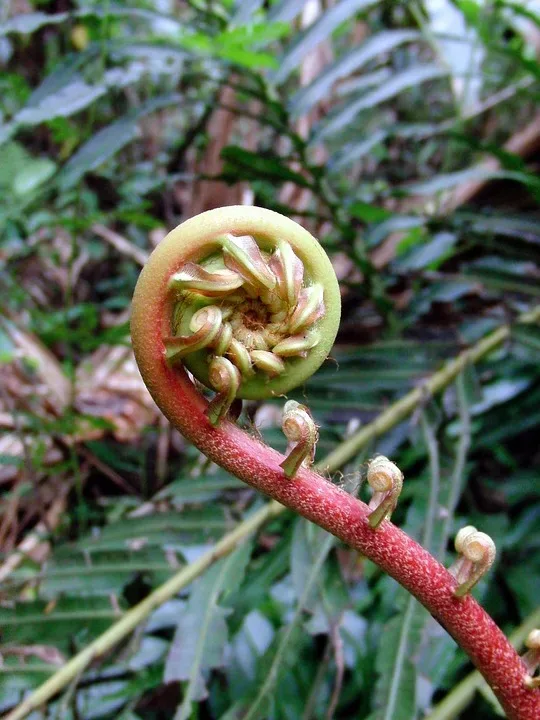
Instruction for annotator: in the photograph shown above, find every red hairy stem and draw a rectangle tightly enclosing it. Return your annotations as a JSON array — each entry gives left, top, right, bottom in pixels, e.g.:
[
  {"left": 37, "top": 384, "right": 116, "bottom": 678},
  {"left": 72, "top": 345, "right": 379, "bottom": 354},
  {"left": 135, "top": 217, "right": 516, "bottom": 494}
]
[
  {"left": 131, "top": 212, "right": 539, "bottom": 720},
  {"left": 133, "top": 357, "right": 538, "bottom": 719}
]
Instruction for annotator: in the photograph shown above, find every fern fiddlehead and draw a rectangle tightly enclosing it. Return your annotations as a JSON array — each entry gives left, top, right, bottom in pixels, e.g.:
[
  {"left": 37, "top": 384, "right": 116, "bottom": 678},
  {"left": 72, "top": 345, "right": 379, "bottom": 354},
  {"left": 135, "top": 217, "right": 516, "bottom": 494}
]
[
  {"left": 131, "top": 206, "right": 540, "bottom": 720},
  {"left": 132, "top": 205, "right": 340, "bottom": 425}
]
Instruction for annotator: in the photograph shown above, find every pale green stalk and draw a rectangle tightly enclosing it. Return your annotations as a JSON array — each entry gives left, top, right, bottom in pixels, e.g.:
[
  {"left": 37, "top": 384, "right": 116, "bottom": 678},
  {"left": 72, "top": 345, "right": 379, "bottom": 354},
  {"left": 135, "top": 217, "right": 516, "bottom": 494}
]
[
  {"left": 420, "top": 411, "right": 441, "bottom": 554},
  {"left": 438, "top": 372, "right": 471, "bottom": 560},
  {"left": 320, "top": 305, "right": 540, "bottom": 472}
]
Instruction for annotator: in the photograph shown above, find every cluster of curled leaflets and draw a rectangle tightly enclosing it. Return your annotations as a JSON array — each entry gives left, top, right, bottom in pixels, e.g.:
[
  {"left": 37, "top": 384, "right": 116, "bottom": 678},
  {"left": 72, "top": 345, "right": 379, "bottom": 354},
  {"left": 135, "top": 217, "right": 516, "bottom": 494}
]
[
  {"left": 132, "top": 206, "right": 340, "bottom": 436},
  {"left": 131, "top": 206, "right": 340, "bottom": 476},
  {"left": 166, "top": 231, "right": 327, "bottom": 426}
]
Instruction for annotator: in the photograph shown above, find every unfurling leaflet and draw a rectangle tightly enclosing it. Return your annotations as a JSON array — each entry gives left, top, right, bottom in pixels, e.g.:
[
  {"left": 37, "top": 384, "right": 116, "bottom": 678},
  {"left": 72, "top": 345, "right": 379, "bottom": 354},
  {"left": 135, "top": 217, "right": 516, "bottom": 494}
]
[
  {"left": 522, "top": 629, "right": 540, "bottom": 689},
  {"left": 366, "top": 455, "right": 404, "bottom": 529},
  {"left": 144, "top": 209, "right": 340, "bottom": 425},
  {"left": 280, "top": 400, "right": 318, "bottom": 478},
  {"left": 449, "top": 525, "right": 496, "bottom": 597}
]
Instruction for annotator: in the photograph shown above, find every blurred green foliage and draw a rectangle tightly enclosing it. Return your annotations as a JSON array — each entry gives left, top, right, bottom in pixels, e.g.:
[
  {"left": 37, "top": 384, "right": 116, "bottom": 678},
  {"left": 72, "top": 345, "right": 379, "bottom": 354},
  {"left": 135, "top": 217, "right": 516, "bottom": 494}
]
[{"left": 1, "top": 1, "right": 539, "bottom": 718}]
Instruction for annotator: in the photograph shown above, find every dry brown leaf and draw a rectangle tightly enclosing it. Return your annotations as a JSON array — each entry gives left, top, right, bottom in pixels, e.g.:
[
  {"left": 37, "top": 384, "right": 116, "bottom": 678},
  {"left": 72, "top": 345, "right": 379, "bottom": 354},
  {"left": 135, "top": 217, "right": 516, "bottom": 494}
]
[
  {"left": 3, "top": 322, "right": 71, "bottom": 410},
  {"left": 92, "top": 224, "right": 149, "bottom": 267},
  {"left": 0, "top": 645, "right": 67, "bottom": 667},
  {"left": 372, "top": 112, "right": 540, "bottom": 268},
  {"left": 76, "top": 345, "right": 158, "bottom": 441},
  {"left": 177, "top": 83, "right": 254, "bottom": 217}
]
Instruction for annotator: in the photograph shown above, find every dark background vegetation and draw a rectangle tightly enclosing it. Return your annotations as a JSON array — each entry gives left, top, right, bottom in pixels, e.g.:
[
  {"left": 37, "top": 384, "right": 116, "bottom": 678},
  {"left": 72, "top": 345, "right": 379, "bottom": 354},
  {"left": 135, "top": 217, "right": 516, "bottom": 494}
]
[{"left": 1, "top": 1, "right": 539, "bottom": 718}]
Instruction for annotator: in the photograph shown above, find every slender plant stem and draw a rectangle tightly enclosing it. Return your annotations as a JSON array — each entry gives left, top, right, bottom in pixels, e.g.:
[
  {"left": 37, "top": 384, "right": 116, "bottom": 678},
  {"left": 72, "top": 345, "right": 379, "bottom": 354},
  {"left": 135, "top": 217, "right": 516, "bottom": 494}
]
[
  {"left": 426, "top": 607, "right": 540, "bottom": 720},
  {"left": 302, "top": 637, "right": 333, "bottom": 720},
  {"left": 383, "top": 595, "right": 417, "bottom": 720},
  {"left": 175, "top": 551, "right": 236, "bottom": 720},
  {"left": 439, "top": 372, "right": 471, "bottom": 561},
  {"left": 243, "top": 531, "right": 335, "bottom": 720},
  {"left": 420, "top": 411, "right": 441, "bottom": 554},
  {"left": 384, "top": 411, "right": 440, "bottom": 720},
  {"left": 5, "top": 306, "right": 540, "bottom": 720}
]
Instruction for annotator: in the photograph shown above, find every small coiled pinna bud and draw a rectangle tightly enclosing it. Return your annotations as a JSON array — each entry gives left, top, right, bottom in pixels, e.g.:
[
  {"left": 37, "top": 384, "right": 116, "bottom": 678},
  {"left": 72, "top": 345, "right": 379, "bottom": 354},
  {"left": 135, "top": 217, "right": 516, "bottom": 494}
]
[
  {"left": 449, "top": 526, "right": 496, "bottom": 598},
  {"left": 132, "top": 207, "right": 341, "bottom": 427},
  {"left": 366, "top": 455, "right": 403, "bottom": 529},
  {"left": 163, "top": 306, "right": 222, "bottom": 362},
  {"left": 522, "top": 629, "right": 540, "bottom": 689},
  {"left": 279, "top": 400, "right": 318, "bottom": 479},
  {"left": 206, "top": 357, "right": 241, "bottom": 427}
]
